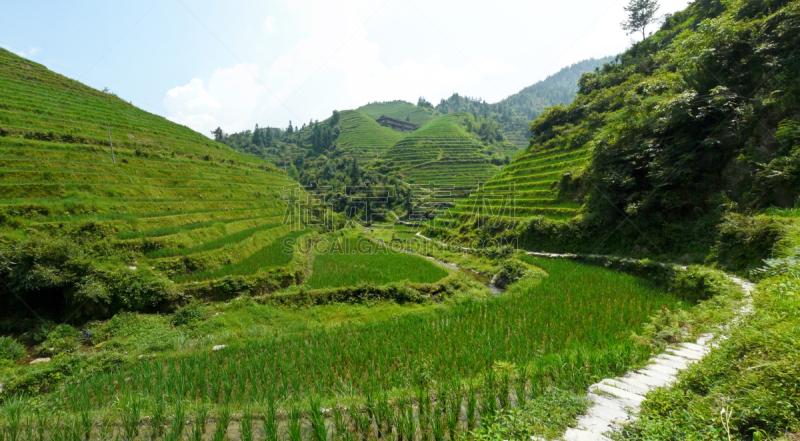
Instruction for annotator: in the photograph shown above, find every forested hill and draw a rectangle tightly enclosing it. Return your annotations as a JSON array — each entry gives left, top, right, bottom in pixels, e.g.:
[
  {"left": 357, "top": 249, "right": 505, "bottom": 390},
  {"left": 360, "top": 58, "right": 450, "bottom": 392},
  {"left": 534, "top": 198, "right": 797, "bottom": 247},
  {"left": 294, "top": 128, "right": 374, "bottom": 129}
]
[
  {"left": 441, "top": 0, "right": 800, "bottom": 267},
  {"left": 435, "top": 57, "right": 614, "bottom": 146}
]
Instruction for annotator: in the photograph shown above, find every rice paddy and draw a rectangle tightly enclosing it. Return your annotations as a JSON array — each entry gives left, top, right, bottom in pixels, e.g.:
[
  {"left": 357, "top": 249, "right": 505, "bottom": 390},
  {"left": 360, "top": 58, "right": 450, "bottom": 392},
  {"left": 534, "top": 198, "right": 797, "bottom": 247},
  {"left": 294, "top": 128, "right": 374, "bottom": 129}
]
[
  {"left": 444, "top": 145, "right": 592, "bottom": 223},
  {"left": 3, "top": 255, "right": 687, "bottom": 440},
  {"left": 379, "top": 113, "right": 504, "bottom": 203},
  {"left": 335, "top": 111, "right": 405, "bottom": 163},
  {"left": 0, "top": 47, "right": 304, "bottom": 287},
  {"left": 305, "top": 238, "right": 448, "bottom": 289}
]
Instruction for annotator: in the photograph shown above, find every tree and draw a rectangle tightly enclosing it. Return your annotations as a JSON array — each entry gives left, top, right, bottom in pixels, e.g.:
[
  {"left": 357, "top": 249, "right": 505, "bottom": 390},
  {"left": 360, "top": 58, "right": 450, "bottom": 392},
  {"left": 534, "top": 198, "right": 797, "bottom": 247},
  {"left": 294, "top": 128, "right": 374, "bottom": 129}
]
[
  {"left": 211, "top": 127, "right": 224, "bottom": 142},
  {"left": 621, "top": 0, "right": 660, "bottom": 40},
  {"left": 286, "top": 121, "right": 294, "bottom": 135}
]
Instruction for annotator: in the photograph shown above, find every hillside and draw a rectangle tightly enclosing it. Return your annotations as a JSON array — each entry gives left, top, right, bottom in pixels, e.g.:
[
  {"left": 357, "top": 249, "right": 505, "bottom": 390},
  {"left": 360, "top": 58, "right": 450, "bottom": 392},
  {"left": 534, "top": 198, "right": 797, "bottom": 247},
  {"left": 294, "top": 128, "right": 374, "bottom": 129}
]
[
  {"left": 357, "top": 100, "right": 437, "bottom": 126},
  {"left": 441, "top": 0, "right": 800, "bottom": 263},
  {"left": 378, "top": 113, "right": 509, "bottom": 204},
  {"left": 333, "top": 110, "right": 405, "bottom": 162},
  {"left": 436, "top": 57, "right": 614, "bottom": 147},
  {"left": 0, "top": 47, "right": 303, "bottom": 320}
]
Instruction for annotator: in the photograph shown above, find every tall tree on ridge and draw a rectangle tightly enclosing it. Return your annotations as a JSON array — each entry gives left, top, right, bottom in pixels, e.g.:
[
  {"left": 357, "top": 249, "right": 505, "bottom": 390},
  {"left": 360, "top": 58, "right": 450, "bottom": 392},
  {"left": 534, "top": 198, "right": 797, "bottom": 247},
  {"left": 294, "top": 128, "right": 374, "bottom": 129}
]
[{"left": 621, "top": 0, "right": 661, "bottom": 40}]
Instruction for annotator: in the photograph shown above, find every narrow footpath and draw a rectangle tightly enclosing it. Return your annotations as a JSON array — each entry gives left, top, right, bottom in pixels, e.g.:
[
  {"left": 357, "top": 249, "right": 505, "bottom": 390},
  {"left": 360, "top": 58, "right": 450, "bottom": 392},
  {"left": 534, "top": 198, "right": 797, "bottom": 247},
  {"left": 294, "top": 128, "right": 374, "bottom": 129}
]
[{"left": 413, "top": 232, "right": 756, "bottom": 441}]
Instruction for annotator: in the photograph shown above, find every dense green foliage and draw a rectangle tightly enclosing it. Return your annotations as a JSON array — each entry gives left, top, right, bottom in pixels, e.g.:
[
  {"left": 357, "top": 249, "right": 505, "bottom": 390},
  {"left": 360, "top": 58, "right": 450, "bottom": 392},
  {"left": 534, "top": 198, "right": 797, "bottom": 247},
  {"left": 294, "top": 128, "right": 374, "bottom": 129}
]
[
  {"left": 446, "top": 0, "right": 800, "bottom": 265},
  {"left": 0, "top": 47, "right": 301, "bottom": 321},
  {"left": 0, "top": 337, "right": 25, "bottom": 362}
]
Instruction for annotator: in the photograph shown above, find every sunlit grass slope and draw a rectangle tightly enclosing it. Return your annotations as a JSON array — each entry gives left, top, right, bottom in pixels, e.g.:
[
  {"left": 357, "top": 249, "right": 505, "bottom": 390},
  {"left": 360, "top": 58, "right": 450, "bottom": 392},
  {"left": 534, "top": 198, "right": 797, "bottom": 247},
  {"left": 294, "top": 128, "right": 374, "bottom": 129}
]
[
  {"left": 336, "top": 110, "right": 405, "bottom": 162},
  {"left": 0, "top": 48, "right": 300, "bottom": 286},
  {"left": 447, "top": 143, "right": 590, "bottom": 222}
]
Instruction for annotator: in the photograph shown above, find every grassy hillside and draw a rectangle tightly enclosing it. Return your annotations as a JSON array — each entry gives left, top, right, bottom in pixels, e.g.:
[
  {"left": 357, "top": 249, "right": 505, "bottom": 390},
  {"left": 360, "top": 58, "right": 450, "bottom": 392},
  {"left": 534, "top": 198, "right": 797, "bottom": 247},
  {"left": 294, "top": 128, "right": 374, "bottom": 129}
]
[
  {"left": 0, "top": 48, "right": 303, "bottom": 320},
  {"left": 335, "top": 110, "right": 405, "bottom": 162},
  {"left": 358, "top": 100, "right": 437, "bottom": 126},
  {"left": 378, "top": 113, "right": 507, "bottom": 203},
  {"left": 446, "top": 144, "right": 590, "bottom": 222},
  {"left": 440, "top": 0, "right": 800, "bottom": 262}
]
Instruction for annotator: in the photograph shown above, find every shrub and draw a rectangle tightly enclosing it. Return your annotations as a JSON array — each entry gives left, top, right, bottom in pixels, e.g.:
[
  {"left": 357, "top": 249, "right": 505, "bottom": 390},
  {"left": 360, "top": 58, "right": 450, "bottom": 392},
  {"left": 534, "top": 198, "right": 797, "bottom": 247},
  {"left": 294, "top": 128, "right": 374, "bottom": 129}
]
[
  {"left": 709, "top": 213, "right": 787, "bottom": 274},
  {"left": 36, "top": 324, "right": 82, "bottom": 357},
  {"left": 492, "top": 259, "right": 530, "bottom": 289},
  {"left": 0, "top": 336, "right": 26, "bottom": 361},
  {"left": 172, "top": 303, "right": 208, "bottom": 327}
]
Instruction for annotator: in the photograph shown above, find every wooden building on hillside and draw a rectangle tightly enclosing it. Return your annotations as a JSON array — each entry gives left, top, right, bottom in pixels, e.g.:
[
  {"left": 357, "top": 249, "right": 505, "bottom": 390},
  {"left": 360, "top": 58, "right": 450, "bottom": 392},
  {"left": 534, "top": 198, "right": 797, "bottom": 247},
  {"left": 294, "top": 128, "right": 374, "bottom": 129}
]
[{"left": 376, "top": 116, "right": 418, "bottom": 133}]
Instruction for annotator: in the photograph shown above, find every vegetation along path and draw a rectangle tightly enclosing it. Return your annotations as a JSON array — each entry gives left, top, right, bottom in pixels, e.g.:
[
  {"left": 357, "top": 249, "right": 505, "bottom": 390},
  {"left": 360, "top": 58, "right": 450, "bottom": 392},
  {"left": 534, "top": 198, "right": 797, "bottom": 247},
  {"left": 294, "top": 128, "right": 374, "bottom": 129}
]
[{"left": 415, "top": 233, "right": 756, "bottom": 440}]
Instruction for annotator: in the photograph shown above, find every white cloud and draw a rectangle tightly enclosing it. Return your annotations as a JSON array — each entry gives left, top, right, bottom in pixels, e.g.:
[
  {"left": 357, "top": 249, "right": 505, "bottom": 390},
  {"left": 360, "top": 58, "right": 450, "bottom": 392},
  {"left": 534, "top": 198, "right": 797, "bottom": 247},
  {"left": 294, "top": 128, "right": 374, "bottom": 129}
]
[
  {"left": 163, "top": 16, "right": 517, "bottom": 136},
  {"left": 164, "top": 63, "right": 267, "bottom": 135},
  {"left": 16, "top": 47, "right": 40, "bottom": 58},
  {"left": 264, "top": 16, "right": 275, "bottom": 32}
]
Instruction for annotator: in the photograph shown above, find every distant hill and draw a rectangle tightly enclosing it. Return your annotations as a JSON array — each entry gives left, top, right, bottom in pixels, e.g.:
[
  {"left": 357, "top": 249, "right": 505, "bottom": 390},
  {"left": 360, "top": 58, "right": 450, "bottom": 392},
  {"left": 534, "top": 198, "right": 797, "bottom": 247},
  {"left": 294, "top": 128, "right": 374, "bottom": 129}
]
[
  {"left": 0, "top": 48, "right": 302, "bottom": 320},
  {"left": 436, "top": 57, "right": 615, "bottom": 147},
  {"left": 378, "top": 113, "right": 511, "bottom": 202},
  {"left": 336, "top": 110, "right": 404, "bottom": 162},
  {"left": 357, "top": 100, "right": 436, "bottom": 127}
]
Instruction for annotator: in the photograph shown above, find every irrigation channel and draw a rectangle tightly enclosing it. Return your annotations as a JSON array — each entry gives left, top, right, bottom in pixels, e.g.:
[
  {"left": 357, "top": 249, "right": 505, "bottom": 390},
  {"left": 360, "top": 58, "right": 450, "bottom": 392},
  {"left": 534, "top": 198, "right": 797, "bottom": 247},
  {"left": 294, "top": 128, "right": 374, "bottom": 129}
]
[{"left": 413, "top": 232, "right": 756, "bottom": 441}]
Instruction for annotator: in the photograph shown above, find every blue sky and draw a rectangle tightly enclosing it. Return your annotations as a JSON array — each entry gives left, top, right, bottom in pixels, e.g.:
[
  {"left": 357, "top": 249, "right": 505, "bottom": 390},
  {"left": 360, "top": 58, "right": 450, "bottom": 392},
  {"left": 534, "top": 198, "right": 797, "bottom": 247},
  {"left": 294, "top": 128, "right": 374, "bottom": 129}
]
[{"left": 1, "top": 0, "right": 691, "bottom": 137}]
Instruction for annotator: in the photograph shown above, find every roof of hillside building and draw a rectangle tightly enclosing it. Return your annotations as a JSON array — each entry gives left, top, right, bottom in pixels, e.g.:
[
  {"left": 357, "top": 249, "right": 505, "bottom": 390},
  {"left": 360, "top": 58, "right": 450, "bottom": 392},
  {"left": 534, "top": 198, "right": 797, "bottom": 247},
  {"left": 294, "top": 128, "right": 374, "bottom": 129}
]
[{"left": 376, "top": 115, "right": 418, "bottom": 132}]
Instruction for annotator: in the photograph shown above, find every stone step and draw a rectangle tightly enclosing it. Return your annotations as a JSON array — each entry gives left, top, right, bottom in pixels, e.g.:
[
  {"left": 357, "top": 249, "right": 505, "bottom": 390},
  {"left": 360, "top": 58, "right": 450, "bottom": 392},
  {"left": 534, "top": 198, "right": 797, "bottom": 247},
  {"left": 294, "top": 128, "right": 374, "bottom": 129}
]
[
  {"left": 657, "top": 353, "right": 694, "bottom": 366},
  {"left": 622, "top": 371, "right": 671, "bottom": 388},
  {"left": 667, "top": 347, "right": 705, "bottom": 360},
  {"left": 564, "top": 428, "right": 612, "bottom": 441},
  {"left": 635, "top": 367, "right": 675, "bottom": 383},
  {"left": 601, "top": 378, "right": 649, "bottom": 396},
  {"left": 650, "top": 356, "right": 689, "bottom": 370},
  {"left": 615, "top": 375, "right": 655, "bottom": 391},
  {"left": 589, "top": 383, "right": 646, "bottom": 407},
  {"left": 645, "top": 362, "right": 680, "bottom": 375}
]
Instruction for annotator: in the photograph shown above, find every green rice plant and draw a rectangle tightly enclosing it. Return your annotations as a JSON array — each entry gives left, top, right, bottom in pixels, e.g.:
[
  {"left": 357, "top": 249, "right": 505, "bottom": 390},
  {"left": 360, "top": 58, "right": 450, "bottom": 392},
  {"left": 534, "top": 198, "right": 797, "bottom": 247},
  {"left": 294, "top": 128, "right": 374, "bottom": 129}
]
[
  {"left": 1, "top": 397, "right": 24, "bottom": 441},
  {"left": 263, "top": 395, "right": 278, "bottom": 441},
  {"left": 466, "top": 386, "right": 477, "bottom": 432},
  {"left": 188, "top": 406, "right": 208, "bottom": 441},
  {"left": 117, "top": 216, "right": 255, "bottom": 239},
  {"left": 146, "top": 223, "right": 282, "bottom": 258},
  {"left": 120, "top": 396, "right": 142, "bottom": 441},
  {"left": 176, "top": 229, "right": 309, "bottom": 281},
  {"left": 212, "top": 406, "right": 231, "bottom": 441},
  {"left": 164, "top": 402, "right": 186, "bottom": 441},
  {"left": 32, "top": 410, "right": 48, "bottom": 441},
  {"left": 240, "top": 407, "right": 254, "bottom": 441},
  {"left": 333, "top": 406, "right": 351, "bottom": 441},
  {"left": 149, "top": 398, "right": 167, "bottom": 441},
  {"left": 287, "top": 406, "right": 303, "bottom": 441},
  {"left": 446, "top": 387, "right": 460, "bottom": 441},
  {"left": 306, "top": 238, "right": 448, "bottom": 289},
  {"left": 309, "top": 398, "right": 327, "bottom": 441}
]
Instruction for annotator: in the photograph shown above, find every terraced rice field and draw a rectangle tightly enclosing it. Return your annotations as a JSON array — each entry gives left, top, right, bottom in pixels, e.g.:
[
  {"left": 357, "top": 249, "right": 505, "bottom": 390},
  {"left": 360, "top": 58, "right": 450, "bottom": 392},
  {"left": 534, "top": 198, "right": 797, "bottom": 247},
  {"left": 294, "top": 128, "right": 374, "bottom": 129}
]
[
  {"left": 380, "top": 113, "right": 502, "bottom": 203},
  {"left": 447, "top": 144, "right": 591, "bottom": 222},
  {"left": 0, "top": 48, "right": 301, "bottom": 285},
  {"left": 358, "top": 100, "right": 436, "bottom": 127},
  {"left": 336, "top": 110, "right": 404, "bottom": 162},
  {"left": 305, "top": 237, "right": 448, "bottom": 289},
  {"left": 33, "top": 257, "right": 684, "bottom": 440}
]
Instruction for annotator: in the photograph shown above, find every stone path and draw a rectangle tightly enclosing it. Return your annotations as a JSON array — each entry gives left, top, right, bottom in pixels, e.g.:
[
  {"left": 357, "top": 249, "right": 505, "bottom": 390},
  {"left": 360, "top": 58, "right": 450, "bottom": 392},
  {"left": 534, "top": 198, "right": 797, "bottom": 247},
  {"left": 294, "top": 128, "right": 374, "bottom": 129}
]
[
  {"left": 411, "top": 232, "right": 756, "bottom": 441},
  {"left": 556, "top": 277, "right": 754, "bottom": 441}
]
